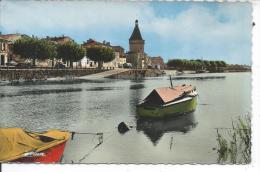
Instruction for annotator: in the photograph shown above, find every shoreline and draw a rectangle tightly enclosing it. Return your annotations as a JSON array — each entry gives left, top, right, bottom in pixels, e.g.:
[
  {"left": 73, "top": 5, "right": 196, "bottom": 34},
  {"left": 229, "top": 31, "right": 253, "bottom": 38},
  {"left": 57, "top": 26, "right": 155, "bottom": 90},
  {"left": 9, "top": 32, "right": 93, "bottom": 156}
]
[{"left": 0, "top": 68, "right": 251, "bottom": 84}]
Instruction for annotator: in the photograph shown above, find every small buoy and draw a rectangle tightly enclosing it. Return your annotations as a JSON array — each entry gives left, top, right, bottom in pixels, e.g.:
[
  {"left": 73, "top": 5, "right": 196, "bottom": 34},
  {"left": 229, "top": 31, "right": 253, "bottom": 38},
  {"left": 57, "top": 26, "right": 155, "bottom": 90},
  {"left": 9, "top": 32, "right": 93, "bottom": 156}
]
[{"left": 118, "top": 122, "right": 130, "bottom": 134}]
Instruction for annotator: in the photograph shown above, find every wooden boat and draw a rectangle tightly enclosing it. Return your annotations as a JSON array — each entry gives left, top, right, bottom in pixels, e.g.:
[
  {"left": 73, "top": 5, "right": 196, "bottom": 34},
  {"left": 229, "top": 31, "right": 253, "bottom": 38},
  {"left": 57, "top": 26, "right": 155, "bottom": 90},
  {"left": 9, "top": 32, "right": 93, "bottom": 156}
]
[
  {"left": 136, "top": 83, "right": 198, "bottom": 118},
  {"left": 0, "top": 128, "right": 71, "bottom": 163}
]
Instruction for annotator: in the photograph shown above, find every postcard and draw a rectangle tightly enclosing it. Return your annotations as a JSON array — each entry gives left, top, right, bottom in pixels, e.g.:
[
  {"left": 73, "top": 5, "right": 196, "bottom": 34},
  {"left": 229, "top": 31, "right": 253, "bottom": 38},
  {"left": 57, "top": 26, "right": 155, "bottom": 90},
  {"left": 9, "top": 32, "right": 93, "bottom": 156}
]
[{"left": 0, "top": 0, "right": 253, "bottom": 166}]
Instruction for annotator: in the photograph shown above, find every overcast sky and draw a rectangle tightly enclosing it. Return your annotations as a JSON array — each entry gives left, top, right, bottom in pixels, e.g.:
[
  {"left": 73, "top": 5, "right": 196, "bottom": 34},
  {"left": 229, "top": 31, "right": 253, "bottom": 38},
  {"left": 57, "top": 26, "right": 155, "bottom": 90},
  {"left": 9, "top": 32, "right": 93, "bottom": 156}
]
[{"left": 0, "top": 0, "right": 252, "bottom": 65}]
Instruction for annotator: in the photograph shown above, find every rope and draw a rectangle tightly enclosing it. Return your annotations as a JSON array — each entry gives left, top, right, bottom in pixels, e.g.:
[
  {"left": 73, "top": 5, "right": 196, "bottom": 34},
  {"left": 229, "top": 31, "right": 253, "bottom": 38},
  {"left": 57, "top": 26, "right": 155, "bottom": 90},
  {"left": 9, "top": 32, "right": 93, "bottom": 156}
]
[
  {"left": 71, "top": 131, "right": 112, "bottom": 140},
  {"left": 77, "top": 132, "right": 115, "bottom": 163}
]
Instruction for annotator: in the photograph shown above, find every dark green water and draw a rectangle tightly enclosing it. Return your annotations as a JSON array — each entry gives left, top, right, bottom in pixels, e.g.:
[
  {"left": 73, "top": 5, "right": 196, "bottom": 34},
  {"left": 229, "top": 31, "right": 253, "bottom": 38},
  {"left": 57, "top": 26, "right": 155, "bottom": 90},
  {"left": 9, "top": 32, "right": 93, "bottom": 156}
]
[{"left": 0, "top": 72, "right": 251, "bottom": 163}]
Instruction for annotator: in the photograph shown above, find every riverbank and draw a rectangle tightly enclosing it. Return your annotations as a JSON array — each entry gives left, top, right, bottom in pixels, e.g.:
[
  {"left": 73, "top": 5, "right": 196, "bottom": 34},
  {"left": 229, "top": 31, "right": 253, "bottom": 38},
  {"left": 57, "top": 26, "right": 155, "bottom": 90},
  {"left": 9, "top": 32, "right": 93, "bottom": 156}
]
[
  {"left": 0, "top": 68, "right": 107, "bottom": 81},
  {"left": 107, "top": 69, "right": 165, "bottom": 79}
]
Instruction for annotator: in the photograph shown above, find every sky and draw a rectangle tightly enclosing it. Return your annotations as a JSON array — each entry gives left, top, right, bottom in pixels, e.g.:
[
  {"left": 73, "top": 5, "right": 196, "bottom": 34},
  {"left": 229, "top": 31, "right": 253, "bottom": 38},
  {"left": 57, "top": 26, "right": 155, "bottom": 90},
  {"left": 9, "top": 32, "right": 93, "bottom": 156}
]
[{"left": 0, "top": 0, "right": 252, "bottom": 65}]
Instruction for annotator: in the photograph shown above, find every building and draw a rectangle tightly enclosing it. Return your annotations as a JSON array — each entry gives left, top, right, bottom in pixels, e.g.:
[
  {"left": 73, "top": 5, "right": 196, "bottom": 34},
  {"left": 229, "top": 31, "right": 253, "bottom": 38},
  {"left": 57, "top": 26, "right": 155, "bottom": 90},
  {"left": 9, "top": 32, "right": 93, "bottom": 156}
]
[
  {"left": 150, "top": 56, "right": 165, "bottom": 70},
  {"left": 0, "top": 34, "right": 27, "bottom": 64},
  {"left": 81, "top": 39, "right": 126, "bottom": 68},
  {"left": 0, "top": 38, "right": 11, "bottom": 66},
  {"left": 44, "top": 35, "right": 74, "bottom": 45},
  {"left": 0, "top": 34, "right": 23, "bottom": 43},
  {"left": 127, "top": 20, "right": 150, "bottom": 69}
]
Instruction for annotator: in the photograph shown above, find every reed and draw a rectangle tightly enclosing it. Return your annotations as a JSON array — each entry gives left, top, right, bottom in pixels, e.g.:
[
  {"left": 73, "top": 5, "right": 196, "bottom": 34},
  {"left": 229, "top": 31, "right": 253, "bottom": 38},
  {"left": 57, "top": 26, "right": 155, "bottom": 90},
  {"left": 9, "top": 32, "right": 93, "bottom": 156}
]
[{"left": 216, "top": 115, "right": 251, "bottom": 164}]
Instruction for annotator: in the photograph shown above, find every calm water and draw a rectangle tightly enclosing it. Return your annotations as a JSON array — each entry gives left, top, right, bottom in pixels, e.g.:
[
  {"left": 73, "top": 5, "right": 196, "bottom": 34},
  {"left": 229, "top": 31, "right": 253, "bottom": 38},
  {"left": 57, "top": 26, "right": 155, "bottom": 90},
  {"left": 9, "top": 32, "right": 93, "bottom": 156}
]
[{"left": 0, "top": 72, "right": 251, "bottom": 163}]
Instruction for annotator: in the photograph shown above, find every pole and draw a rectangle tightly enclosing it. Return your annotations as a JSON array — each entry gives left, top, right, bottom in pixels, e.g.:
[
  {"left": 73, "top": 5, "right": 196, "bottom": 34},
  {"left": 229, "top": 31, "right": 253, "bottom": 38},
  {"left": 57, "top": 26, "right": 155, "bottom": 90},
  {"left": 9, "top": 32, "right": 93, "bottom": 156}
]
[{"left": 170, "top": 75, "right": 173, "bottom": 88}]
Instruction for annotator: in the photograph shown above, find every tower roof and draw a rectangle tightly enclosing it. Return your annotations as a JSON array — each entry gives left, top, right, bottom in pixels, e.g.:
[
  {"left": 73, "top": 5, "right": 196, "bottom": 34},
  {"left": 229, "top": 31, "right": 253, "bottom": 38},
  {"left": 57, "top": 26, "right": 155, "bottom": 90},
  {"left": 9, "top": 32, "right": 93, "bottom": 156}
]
[{"left": 129, "top": 20, "right": 143, "bottom": 41}]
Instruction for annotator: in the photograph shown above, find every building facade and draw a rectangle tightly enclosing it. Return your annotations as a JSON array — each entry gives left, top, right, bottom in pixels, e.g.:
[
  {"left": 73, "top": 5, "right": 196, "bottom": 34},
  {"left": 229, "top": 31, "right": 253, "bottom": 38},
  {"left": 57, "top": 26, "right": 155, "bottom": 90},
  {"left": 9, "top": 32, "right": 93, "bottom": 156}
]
[
  {"left": 150, "top": 56, "right": 165, "bottom": 70},
  {"left": 0, "top": 38, "right": 11, "bottom": 66},
  {"left": 0, "top": 34, "right": 25, "bottom": 65}
]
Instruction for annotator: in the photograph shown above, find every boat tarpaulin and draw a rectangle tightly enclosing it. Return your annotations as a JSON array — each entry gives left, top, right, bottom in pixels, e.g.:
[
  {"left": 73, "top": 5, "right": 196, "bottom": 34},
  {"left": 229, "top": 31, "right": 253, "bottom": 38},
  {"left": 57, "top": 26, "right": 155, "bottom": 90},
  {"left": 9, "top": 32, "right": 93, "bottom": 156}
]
[
  {"left": 143, "top": 85, "right": 195, "bottom": 105},
  {"left": 0, "top": 128, "right": 70, "bottom": 162}
]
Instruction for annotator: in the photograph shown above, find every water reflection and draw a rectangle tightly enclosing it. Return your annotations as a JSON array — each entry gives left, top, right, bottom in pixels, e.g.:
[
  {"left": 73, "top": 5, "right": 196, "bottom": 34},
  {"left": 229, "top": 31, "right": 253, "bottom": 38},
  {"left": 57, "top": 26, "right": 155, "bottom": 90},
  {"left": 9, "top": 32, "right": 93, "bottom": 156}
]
[
  {"left": 129, "top": 80, "right": 145, "bottom": 116},
  {"left": 130, "top": 84, "right": 145, "bottom": 90},
  {"left": 3, "top": 78, "right": 114, "bottom": 86},
  {"left": 0, "top": 88, "right": 83, "bottom": 98},
  {"left": 85, "top": 87, "right": 123, "bottom": 91},
  {"left": 136, "top": 113, "right": 198, "bottom": 145}
]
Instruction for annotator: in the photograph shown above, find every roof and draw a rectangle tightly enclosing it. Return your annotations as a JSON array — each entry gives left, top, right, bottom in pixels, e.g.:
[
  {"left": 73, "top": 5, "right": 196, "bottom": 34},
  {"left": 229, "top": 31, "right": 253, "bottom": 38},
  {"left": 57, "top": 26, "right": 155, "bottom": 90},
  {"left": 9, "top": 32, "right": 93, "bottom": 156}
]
[
  {"left": 144, "top": 84, "right": 194, "bottom": 105},
  {"left": 45, "top": 36, "right": 73, "bottom": 44},
  {"left": 0, "top": 34, "right": 23, "bottom": 42},
  {"left": 83, "top": 39, "right": 124, "bottom": 54},
  {"left": 82, "top": 39, "right": 105, "bottom": 47},
  {"left": 129, "top": 20, "right": 143, "bottom": 41},
  {"left": 0, "top": 128, "right": 70, "bottom": 162}
]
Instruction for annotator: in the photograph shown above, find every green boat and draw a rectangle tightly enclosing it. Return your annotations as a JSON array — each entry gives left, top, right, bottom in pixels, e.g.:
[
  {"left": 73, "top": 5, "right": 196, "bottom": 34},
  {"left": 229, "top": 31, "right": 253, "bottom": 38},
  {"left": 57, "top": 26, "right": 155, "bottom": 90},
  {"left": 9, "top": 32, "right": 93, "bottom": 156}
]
[{"left": 136, "top": 84, "right": 198, "bottom": 118}]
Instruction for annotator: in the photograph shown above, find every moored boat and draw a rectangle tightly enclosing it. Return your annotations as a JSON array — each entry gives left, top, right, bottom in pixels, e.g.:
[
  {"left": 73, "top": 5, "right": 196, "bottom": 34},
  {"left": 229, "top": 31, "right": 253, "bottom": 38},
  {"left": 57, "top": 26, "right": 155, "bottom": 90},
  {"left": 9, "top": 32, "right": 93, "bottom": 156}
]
[
  {"left": 0, "top": 128, "right": 71, "bottom": 163},
  {"left": 136, "top": 84, "right": 198, "bottom": 118}
]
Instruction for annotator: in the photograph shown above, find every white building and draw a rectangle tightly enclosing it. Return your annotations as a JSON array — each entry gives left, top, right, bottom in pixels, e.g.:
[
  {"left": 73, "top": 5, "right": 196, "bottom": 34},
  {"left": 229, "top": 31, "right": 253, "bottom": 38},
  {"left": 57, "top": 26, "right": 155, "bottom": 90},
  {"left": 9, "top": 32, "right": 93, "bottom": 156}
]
[{"left": 77, "top": 56, "right": 98, "bottom": 68}]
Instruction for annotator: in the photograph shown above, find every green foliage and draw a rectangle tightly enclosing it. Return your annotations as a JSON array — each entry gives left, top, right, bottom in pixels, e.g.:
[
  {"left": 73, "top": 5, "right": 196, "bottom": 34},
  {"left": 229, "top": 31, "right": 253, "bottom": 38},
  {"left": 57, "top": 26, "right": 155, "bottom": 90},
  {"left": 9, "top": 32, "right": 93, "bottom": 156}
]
[
  {"left": 167, "top": 59, "right": 227, "bottom": 72},
  {"left": 86, "top": 46, "right": 115, "bottom": 68},
  {"left": 38, "top": 39, "right": 57, "bottom": 61},
  {"left": 216, "top": 115, "right": 251, "bottom": 164},
  {"left": 57, "top": 42, "right": 85, "bottom": 67},
  {"left": 12, "top": 37, "right": 57, "bottom": 65}
]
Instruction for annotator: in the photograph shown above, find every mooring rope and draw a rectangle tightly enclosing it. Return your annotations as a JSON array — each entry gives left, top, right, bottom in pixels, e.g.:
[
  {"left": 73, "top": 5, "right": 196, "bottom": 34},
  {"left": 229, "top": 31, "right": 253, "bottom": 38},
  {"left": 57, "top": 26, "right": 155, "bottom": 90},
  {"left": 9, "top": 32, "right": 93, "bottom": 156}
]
[{"left": 77, "top": 132, "right": 115, "bottom": 163}]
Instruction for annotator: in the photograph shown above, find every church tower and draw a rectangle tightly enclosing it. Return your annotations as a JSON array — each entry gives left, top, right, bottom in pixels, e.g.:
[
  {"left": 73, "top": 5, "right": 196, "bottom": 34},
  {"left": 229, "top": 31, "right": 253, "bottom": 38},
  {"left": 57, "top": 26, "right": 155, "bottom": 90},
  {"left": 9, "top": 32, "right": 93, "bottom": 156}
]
[{"left": 129, "top": 20, "right": 145, "bottom": 53}]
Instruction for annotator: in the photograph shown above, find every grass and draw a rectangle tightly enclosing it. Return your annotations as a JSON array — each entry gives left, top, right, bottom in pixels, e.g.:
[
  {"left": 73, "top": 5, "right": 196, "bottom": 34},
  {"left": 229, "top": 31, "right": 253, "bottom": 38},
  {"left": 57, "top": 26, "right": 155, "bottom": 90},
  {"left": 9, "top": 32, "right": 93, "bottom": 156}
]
[{"left": 216, "top": 115, "right": 251, "bottom": 164}]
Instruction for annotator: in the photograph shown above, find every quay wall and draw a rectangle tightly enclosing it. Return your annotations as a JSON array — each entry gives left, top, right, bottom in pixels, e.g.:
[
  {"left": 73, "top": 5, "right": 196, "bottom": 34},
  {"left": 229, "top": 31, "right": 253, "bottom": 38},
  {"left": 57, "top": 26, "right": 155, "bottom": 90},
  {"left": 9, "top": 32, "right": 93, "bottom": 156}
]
[{"left": 0, "top": 69, "right": 106, "bottom": 81}]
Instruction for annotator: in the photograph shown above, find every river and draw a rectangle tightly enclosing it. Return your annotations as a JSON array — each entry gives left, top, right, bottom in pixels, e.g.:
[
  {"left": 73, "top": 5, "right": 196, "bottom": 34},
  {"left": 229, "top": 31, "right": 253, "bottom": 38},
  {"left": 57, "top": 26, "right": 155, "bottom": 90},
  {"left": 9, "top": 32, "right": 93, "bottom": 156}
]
[{"left": 0, "top": 72, "right": 251, "bottom": 163}]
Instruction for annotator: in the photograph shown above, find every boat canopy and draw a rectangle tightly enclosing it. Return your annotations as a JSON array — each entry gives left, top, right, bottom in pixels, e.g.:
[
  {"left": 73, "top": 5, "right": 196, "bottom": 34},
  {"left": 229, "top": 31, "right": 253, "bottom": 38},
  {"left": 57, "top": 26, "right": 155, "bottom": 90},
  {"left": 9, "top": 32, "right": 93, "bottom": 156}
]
[
  {"left": 0, "top": 128, "right": 70, "bottom": 162},
  {"left": 143, "top": 84, "right": 195, "bottom": 106}
]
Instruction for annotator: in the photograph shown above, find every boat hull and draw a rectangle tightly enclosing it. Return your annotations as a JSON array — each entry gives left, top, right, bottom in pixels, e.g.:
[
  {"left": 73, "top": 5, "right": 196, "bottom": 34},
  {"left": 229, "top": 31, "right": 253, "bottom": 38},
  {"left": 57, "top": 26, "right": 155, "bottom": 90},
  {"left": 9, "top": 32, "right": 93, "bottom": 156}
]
[
  {"left": 12, "top": 141, "right": 67, "bottom": 163},
  {"left": 137, "top": 95, "right": 197, "bottom": 118}
]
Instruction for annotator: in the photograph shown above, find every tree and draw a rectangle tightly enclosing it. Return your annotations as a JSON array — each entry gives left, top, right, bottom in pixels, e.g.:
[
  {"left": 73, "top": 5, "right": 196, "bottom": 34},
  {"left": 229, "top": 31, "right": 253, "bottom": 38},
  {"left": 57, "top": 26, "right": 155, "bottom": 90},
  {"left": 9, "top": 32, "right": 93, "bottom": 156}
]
[
  {"left": 220, "top": 61, "right": 227, "bottom": 68},
  {"left": 57, "top": 42, "right": 85, "bottom": 68},
  {"left": 167, "top": 59, "right": 184, "bottom": 70},
  {"left": 203, "top": 60, "right": 211, "bottom": 69},
  {"left": 12, "top": 37, "right": 57, "bottom": 66},
  {"left": 38, "top": 39, "right": 57, "bottom": 67},
  {"left": 86, "top": 46, "right": 115, "bottom": 68},
  {"left": 167, "top": 58, "right": 227, "bottom": 72}
]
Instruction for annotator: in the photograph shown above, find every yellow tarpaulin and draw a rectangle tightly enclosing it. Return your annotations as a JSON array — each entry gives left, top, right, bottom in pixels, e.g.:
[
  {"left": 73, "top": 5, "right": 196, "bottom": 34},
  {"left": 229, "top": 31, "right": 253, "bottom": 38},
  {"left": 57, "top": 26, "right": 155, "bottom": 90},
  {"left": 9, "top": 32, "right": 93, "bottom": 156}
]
[{"left": 0, "top": 128, "right": 71, "bottom": 162}]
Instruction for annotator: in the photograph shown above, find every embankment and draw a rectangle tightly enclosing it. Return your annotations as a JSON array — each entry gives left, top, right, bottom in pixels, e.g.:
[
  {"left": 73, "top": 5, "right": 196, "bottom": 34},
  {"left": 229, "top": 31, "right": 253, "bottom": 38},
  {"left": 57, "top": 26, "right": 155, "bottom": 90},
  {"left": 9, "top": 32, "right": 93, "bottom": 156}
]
[
  {"left": 107, "top": 69, "right": 164, "bottom": 79},
  {"left": 0, "top": 69, "right": 106, "bottom": 81}
]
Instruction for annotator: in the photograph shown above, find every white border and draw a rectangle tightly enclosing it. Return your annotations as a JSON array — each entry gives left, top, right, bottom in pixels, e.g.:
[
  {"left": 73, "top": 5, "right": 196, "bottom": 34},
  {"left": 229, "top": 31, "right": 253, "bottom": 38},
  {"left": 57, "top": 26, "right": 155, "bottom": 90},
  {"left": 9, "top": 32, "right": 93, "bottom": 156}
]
[{"left": 2, "top": 0, "right": 260, "bottom": 172}]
